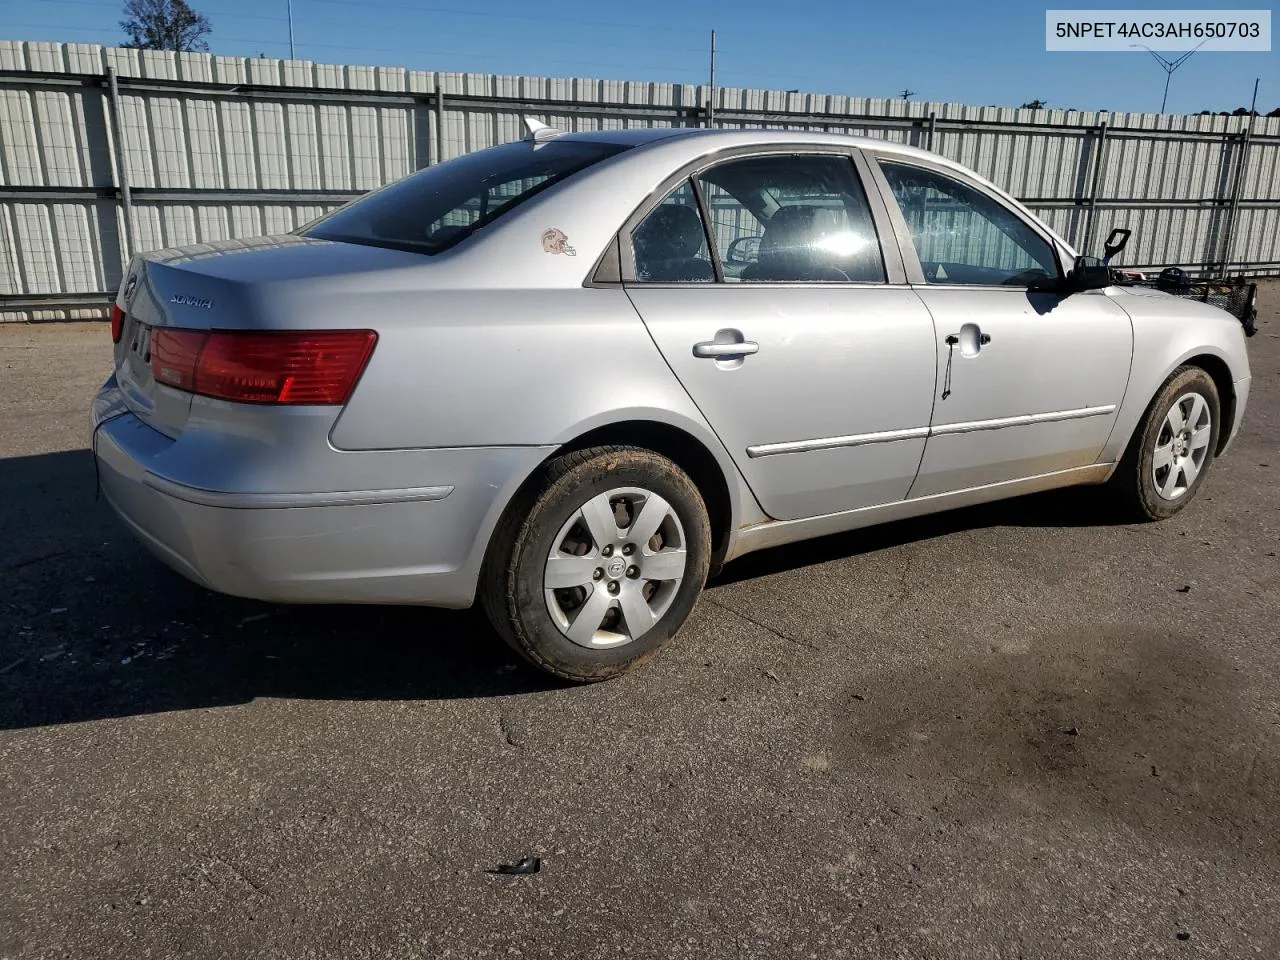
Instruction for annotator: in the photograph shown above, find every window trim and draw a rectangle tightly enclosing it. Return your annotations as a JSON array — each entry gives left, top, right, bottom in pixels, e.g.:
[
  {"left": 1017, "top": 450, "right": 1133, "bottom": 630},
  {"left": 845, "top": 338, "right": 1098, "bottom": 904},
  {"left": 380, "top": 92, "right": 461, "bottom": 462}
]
[
  {"left": 587, "top": 234, "right": 623, "bottom": 285},
  {"left": 617, "top": 144, "right": 907, "bottom": 288},
  {"left": 866, "top": 152, "right": 1069, "bottom": 289},
  {"left": 688, "top": 176, "right": 725, "bottom": 283}
]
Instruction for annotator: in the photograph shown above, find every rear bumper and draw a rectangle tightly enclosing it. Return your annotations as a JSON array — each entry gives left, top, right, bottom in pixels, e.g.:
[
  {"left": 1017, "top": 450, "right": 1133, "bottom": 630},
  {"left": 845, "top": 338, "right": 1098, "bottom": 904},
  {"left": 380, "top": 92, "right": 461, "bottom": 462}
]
[{"left": 93, "top": 381, "right": 551, "bottom": 607}]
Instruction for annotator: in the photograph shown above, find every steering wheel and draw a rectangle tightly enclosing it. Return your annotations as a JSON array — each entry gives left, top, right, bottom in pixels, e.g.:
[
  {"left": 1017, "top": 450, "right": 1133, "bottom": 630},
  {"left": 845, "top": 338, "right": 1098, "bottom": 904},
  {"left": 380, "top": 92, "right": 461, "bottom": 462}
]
[{"left": 725, "top": 235, "right": 761, "bottom": 265}]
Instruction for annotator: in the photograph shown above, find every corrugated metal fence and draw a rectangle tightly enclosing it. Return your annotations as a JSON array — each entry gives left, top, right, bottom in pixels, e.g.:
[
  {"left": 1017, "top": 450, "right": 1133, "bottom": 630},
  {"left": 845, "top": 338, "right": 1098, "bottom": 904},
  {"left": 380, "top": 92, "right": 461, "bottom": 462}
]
[{"left": 1, "top": 40, "right": 1278, "bottom": 321}]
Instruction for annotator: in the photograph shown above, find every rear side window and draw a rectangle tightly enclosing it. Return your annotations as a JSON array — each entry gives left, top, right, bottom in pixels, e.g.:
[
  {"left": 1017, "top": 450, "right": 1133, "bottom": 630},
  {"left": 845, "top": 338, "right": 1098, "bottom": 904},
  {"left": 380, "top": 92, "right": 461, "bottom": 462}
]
[
  {"left": 302, "top": 139, "right": 630, "bottom": 255},
  {"left": 631, "top": 181, "right": 716, "bottom": 282}
]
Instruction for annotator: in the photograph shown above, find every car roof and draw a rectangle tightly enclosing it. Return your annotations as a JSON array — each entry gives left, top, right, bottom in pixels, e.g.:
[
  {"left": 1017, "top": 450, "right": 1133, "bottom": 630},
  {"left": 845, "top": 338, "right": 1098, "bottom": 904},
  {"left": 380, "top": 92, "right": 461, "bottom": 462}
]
[
  {"left": 555, "top": 126, "right": 1071, "bottom": 254},
  {"left": 558, "top": 125, "right": 947, "bottom": 167}
]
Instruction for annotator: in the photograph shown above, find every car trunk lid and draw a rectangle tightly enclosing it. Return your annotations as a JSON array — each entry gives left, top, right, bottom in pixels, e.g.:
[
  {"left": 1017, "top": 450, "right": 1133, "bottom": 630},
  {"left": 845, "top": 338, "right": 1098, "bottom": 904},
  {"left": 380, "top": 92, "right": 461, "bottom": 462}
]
[{"left": 112, "top": 235, "right": 426, "bottom": 438}]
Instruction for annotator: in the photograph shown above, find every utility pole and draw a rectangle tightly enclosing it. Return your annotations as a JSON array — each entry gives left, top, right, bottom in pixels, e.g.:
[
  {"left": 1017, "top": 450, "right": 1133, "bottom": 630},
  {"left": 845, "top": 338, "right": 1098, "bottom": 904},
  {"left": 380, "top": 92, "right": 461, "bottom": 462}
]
[
  {"left": 287, "top": 0, "right": 295, "bottom": 58},
  {"left": 707, "top": 30, "right": 716, "bottom": 128},
  {"left": 1249, "top": 77, "right": 1260, "bottom": 114},
  {"left": 1130, "top": 40, "right": 1206, "bottom": 113},
  {"left": 899, "top": 88, "right": 915, "bottom": 100}
]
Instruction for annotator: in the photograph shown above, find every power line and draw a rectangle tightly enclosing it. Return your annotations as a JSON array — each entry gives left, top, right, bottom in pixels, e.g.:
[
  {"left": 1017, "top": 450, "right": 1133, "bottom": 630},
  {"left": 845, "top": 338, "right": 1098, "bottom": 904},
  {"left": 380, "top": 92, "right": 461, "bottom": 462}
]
[
  {"left": 10, "top": 3, "right": 890, "bottom": 89},
  {"left": 19, "top": 0, "right": 919, "bottom": 82},
  {"left": 28, "top": 0, "right": 690, "bottom": 35},
  {"left": 33, "top": 0, "right": 291, "bottom": 21},
  {"left": 299, "top": 0, "right": 666, "bottom": 33},
  {"left": 4, "top": 23, "right": 709, "bottom": 76},
  {"left": 13, "top": 2, "right": 710, "bottom": 54},
  {"left": 21, "top": 0, "right": 850, "bottom": 48},
  {"left": 3, "top": 24, "right": 875, "bottom": 90}
]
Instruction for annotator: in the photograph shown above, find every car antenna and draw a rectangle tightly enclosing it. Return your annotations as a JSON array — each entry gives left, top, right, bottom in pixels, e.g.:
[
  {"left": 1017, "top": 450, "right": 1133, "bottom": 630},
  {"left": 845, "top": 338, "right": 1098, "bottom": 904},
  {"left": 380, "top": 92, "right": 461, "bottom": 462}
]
[{"left": 522, "top": 117, "right": 563, "bottom": 142}]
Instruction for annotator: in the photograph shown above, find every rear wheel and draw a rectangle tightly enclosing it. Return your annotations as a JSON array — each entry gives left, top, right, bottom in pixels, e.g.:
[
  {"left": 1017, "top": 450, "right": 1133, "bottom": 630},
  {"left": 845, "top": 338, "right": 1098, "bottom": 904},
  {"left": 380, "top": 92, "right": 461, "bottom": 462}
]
[
  {"left": 1111, "top": 366, "right": 1220, "bottom": 521},
  {"left": 480, "top": 445, "right": 711, "bottom": 682}
]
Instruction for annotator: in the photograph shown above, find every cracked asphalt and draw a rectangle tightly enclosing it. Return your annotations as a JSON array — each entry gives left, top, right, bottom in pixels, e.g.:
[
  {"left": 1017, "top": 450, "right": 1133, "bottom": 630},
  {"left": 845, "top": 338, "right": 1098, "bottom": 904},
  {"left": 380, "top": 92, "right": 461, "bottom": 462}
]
[{"left": 2, "top": 285, "right": 1277, "bottom": 959}]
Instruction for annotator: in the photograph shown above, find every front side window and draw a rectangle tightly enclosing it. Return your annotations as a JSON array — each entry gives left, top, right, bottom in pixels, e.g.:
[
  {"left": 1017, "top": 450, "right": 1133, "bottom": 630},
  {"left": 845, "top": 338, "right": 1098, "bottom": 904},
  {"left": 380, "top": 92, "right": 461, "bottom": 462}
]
[
  {"left": 302, "top": 139, "right": 629, "bottom": 255},
  {"left": 697, "top": 154, "right": 885, "bottom": 283},
  {"left": 879, "top": 160, "right": 1059, "bottom": 286},
  {"left": 631, "top": 181, "right": 715, "bottom": 283}
]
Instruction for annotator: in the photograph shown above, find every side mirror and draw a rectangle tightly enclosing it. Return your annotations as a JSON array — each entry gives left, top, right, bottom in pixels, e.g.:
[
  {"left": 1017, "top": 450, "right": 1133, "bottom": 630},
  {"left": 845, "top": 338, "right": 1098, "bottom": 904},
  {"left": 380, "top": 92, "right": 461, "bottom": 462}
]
[
  {"left": 1027, "top": 256, "right": 1112, "bottom": 295},
  {"left": 1102, "top": 228, "right": 1131, "bottom": 264},
  {"left": 1071, "top": 255, "right": 1111, "bottom": 291}
]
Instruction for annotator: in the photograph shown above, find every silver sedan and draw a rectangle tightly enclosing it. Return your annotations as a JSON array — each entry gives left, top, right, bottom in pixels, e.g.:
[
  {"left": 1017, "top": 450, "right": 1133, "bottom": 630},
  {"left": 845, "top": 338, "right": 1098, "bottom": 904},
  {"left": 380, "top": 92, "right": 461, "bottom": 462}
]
[{"left": 93, "top": 124, "right": 1252, "bottom": 681}]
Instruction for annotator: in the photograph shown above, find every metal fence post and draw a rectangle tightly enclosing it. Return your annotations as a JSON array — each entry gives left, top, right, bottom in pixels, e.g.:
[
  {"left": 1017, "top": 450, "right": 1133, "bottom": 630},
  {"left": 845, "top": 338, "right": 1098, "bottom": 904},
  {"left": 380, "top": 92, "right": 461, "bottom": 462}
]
[
  {"left": 1218, "top": 124, "right": 1251, "bottom": 278},
  {"left": 1081, "top": 120, "right": 1108, "bottom": 254},
  {"left": 434, "top": 88, "right": 446, "bottom": 165},
  {"left": 3, "top": 56, "right": 1280, "bottom": 320},
  {"left": 105, "top": 67, "right": 135, "bottom": 261}
]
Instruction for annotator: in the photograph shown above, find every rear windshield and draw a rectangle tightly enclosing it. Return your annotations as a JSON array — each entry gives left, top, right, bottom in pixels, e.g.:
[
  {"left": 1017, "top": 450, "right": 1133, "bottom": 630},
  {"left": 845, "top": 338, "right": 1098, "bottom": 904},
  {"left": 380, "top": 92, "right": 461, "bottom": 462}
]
[{"left": 301, "top": 139, "right": 630, "bottom": 255}]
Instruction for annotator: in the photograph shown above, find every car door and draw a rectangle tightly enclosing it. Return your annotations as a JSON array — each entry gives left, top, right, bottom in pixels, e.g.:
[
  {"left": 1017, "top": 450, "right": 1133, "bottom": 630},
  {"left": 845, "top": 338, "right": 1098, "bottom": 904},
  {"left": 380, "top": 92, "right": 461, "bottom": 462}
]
[
  {"left": 869, "top": 155, "right": 1134, "bottom": 498},
  {"left": 623, "top": 150, "right": 938, "bottom": 521}
]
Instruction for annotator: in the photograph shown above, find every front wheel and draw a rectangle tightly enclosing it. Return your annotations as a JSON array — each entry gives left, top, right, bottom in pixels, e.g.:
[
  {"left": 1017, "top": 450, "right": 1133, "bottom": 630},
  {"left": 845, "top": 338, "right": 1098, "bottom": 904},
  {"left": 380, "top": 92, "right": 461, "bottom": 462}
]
[
  {"left": 480, "top": 445, "right": 711, "bottom": 682},
  {"left": 1111, "top": 366, "right": 1220, "bottom": 521}
]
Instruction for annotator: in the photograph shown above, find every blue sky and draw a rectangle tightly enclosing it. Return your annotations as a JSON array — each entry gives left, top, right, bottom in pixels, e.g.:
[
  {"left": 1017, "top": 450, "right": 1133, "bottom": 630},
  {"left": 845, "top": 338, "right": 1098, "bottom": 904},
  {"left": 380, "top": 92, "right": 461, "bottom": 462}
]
[{"left": 4, "top": 0, "right": 1277, "bottom": 114}]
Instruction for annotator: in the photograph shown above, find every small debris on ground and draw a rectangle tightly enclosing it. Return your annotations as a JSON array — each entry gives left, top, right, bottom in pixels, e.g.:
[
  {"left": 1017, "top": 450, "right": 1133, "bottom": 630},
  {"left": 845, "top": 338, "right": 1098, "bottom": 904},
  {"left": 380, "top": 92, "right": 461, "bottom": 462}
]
[
  {"left": 1064, "top": 727, "right": 1080, "bottom": 736},
  {"left": 1176, "top": 931, "right": 1191, "bottom": 941},
  {"left": 489, "top": 856, "right": 540, "bottom": 876},
  {"left": 1176, "top": 585, "right": 1192, "bottom": 593}
]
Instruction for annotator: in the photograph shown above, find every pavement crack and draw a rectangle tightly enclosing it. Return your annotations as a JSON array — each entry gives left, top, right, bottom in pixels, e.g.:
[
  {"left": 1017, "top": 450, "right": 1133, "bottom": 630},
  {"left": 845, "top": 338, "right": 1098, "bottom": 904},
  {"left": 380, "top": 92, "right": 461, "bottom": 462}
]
[
  {"left": 882, "top": 552, "right": 915, "bottom": 615},
  {"left": 704, "top": 596, "right": 820, "bottom": 651},
  {"left": 197, "top": 852, "right": 271, "bottom": 910},
  {"left": 8, "top": 550, "right": 69, "bottom": 570},
  {"left": 497, "top": 712, "right": 522, "bottom": 749}
]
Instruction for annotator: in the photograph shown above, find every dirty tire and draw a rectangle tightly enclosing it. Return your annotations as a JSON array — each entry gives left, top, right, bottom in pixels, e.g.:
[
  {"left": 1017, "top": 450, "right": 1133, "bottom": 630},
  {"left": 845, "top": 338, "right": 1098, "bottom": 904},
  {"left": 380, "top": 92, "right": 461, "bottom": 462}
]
[
  {"left": 1110, "top": 365, "right": 1220, "bottom": 521},
  {"left": 480, "top": 445, "right": 711, "bottom": 683}
]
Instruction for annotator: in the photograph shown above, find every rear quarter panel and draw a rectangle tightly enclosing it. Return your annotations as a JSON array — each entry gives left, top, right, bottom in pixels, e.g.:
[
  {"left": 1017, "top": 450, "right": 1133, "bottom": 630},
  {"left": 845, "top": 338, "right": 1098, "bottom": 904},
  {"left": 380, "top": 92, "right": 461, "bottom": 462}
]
[
  {"left": 328, "top": 286, "right": 760, "bottom": 528},
  {"left": 1099, "top": 287, "right": 1252, "bottom": 462},
  {"left": 330, "top": 289, "right": 699, "bottom": 447}
]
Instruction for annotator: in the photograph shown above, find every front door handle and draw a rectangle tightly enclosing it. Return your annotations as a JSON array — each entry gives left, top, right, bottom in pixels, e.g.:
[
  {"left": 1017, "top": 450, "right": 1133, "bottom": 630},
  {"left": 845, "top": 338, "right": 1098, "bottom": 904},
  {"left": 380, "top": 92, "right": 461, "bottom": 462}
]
[
  {"left": 693, "top": 329, "right": 759, "bottom": 360},
  {"left": 693, "top": 340, "right": 759, "bottom": 358},
  {"left": 946, "top": 323, "right": 991, "bottom": 357}
]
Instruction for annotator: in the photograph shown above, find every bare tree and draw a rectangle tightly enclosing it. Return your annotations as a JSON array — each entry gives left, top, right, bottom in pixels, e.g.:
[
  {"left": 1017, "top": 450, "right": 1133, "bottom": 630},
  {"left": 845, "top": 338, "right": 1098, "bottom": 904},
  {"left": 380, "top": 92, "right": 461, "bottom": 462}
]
[
  {"left": 120, "top": 0, "right": 212, "bottom": 52},
  {"left": 1019, "top": 99, "right": 1048, "bottom": 110}
]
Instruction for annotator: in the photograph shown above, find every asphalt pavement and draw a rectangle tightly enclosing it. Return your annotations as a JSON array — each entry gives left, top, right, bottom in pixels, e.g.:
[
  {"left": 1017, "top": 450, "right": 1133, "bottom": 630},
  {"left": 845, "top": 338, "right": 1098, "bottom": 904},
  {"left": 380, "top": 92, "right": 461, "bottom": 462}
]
[{"left": 1, "top": 287, "right": 1277, "bottom": 959}]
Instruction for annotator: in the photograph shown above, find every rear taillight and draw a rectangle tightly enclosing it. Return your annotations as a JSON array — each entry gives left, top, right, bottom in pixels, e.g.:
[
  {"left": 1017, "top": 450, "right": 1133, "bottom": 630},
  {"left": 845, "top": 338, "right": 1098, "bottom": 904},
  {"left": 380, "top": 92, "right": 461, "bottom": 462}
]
[
  {"left": 151, "top": 329, "right": 205, "bottom": 392},
  {"left": 151, "top": 329, "right": 377, "bottom": 405},
  {"left": 110, "top": 304, "right": 125, "bottom": 344}
]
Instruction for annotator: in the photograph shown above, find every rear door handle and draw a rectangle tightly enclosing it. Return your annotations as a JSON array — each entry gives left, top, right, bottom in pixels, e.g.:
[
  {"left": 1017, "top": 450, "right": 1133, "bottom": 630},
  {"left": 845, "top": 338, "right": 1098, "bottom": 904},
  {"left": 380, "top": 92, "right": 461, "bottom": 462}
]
[{"left": 693, "top": 340, "right": 759, "bottom": 359}]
